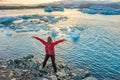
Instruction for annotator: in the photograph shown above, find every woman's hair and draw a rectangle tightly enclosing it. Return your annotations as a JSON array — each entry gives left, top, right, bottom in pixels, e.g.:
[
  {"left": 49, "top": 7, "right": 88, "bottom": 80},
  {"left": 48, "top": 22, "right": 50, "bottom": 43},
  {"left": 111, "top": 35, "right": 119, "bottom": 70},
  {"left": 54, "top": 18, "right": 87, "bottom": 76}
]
[{"left": 47, "top": 36, "right": 52, "bottom": 42}]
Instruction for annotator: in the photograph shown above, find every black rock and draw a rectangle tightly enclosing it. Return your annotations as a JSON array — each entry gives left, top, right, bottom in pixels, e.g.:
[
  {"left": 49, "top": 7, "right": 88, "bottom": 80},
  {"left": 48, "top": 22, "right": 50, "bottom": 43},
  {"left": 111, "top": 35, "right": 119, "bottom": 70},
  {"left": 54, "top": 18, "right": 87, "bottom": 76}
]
[{"left": 26, "top": 54, "right": 34, "bottom": 59}]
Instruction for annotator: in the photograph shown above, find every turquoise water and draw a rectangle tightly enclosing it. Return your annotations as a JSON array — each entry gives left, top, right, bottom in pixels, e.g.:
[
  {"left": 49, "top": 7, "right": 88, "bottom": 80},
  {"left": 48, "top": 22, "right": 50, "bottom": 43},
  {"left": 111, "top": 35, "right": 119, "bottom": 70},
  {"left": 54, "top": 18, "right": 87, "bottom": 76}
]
[{"left": 0, "top": 9, "right": 120, "bottom": 80}]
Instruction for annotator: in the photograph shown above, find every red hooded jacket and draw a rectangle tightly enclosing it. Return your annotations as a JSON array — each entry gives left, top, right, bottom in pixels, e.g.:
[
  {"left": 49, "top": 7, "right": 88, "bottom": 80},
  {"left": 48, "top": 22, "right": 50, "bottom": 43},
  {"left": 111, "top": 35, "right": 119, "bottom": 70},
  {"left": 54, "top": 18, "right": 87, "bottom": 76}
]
[{"left": 34, "top": 37, "right": 64, "bottom": 56}]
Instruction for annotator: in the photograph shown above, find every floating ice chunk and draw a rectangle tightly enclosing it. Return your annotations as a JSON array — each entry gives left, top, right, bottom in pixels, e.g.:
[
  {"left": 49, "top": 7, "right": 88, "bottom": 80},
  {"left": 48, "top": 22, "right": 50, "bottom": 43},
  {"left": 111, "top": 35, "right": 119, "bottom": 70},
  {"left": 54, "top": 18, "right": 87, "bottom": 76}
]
[
  {"left": 0, "top": 24, "right": 5, "bottom": 27},
  {"left": 53, "top": 6, "right": 64, "bottom": 11},
  {"left": 43, "top": 16, "right": 49, "bottom": 22},
  {"left": 16, "top": 21, "right": 40, "bottom": 30},
  {"left": 66, "top": 30, "right": 80, "bottom": 42},
  {"left": 13, "top": 19, "right": 23, "bottom": 24},
  {"left": 60, "top": 27, "right": 68, "bottom": 32},
  {"left": 9, "top": 24, "right": 16, "bottom": 30},
  {"left": 44, "top": 6, "right": 64, "bottom": 12},
  {"left": 51, "top": 29, "right": 58, "bottom": 38},
  {"left": 16, "top": 21, "right": 28, "bottom": 27},
  {"left": 40, "top": 16, "right": 51, "bottom": 23},
  {"left": 46, "top": 15, "right": 55, "bottom": 20},
  {"left": 101, "top": 9, "right": 120, "bottom": 15},
  {"left": 55, "top": 17, "right": 67, "bottom": 22},
  {"left": 71, "top": 33, "right": 80, "bottom": 41},
  {"left": 27, "top": 19, "right": 40, "bottom": 24},
  {"left": 45, "top": 16, "right": 57, "bottom": 23},
  {"left": 44, "top": 6, "right": 53, "bottom": 12},
  {"left": 80, "top": 5, "right": 120, "bottom": 15},
  {"left": 0, "top": 17, "right": 18, "bottom": 24},
  {"left": 19, "top": 15, "right": 34, "bottom": 19},
  {"left": 81, "top": 9, "right": 97, "bottom": 14},
  {"left": 90, "top": 5, "right": 114, "bottom": 10}
]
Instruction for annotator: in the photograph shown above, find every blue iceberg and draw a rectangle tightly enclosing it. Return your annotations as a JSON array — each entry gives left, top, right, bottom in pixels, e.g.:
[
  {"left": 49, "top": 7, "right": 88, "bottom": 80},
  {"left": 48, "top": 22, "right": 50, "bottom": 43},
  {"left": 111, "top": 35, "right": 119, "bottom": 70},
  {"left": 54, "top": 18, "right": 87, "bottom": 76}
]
[
  {"left": 0, "top": 24, "right": 5, "bottom": 27},
  {"left": 80, "top": 5, "right": 120, "bottom": 15},
  {"left": 0, "top": 17, "right": 18, "bottom": 24},
  {"left": 44, "top": 6, "right": 53, "bottom": 12},
  {"left": 51, "top": 29, "right": 58, "bottom": 38},
  {"left": 66, "top": 30, "right": 80, "bottom": 42},
  {"left": 44, "top": 6, "right": 64, "bottom": 12}
]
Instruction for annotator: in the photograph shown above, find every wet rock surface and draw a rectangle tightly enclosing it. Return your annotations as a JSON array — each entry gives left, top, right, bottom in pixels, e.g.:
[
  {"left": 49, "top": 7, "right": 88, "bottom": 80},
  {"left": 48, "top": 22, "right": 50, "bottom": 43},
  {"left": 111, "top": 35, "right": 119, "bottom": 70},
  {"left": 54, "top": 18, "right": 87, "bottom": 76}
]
[{"left": 0, "top": 54, "right": 97, "bottom": 80}]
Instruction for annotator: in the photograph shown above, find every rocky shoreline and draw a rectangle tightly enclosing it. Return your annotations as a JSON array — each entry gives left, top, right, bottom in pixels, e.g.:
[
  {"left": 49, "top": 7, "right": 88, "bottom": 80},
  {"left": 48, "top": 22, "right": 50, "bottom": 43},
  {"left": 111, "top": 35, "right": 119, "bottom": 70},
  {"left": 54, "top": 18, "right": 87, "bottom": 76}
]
[{"left": 0, "top": 54, "right": 97, "bottom": 80}]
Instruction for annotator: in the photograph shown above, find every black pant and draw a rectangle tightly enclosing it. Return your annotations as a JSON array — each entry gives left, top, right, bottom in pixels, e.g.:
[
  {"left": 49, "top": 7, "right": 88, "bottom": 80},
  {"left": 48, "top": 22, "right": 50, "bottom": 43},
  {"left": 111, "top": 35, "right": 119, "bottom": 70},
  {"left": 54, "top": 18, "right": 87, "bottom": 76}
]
[{"left": 42, "top": 54, "right": 57, "bottom": 73}]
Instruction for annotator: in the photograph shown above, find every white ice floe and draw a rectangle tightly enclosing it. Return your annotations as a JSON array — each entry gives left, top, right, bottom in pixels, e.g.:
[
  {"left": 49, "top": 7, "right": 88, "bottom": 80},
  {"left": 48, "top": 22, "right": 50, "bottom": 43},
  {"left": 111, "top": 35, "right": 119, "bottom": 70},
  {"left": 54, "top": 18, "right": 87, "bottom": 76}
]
[
  {"left": 27, "top": 19, "right": 41, "bottom": 24},
  {"left": 59, "top": 26, "right": 80, "bottom": 42},
  {"left": 0, "top": 15, "right": 67, "bottom": 33},
  {"left": 13, "top": 19, "right": 24, "bottom": 24}
]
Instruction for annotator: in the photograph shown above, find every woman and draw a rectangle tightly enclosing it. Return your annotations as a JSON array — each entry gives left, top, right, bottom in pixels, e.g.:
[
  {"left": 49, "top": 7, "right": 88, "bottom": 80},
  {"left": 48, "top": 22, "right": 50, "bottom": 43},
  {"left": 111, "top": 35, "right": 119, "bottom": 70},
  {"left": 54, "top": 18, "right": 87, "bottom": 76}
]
[{"left": 32, "top": 36, "right": 66, "bottom": 73}]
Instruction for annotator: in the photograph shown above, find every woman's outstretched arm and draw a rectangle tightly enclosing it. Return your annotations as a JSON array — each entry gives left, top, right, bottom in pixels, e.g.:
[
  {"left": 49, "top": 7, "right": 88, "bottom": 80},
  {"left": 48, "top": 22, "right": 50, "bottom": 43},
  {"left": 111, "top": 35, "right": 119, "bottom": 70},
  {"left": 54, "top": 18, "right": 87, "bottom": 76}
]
[
  {"left": 53, "top": 39, "right": 67, "bottom": 45},
  {"left": 32, "top": 36, "right": 46, "bottom": 45}
]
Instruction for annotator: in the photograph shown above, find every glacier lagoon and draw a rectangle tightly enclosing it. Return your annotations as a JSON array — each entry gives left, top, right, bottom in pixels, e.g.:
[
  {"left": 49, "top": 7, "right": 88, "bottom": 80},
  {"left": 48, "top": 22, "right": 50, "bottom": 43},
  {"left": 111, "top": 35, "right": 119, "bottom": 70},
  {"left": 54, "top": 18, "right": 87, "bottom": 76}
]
[{"left": 0, "top": 9, "right": 120, "bottom": 80}]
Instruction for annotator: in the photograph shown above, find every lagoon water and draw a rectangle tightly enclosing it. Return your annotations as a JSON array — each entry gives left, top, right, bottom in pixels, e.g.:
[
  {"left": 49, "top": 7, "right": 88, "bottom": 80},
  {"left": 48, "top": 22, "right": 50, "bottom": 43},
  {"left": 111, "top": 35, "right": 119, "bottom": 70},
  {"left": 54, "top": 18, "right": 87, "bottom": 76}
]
[{"left": 0, "top": 9, "right": 120, "bottom": 80}]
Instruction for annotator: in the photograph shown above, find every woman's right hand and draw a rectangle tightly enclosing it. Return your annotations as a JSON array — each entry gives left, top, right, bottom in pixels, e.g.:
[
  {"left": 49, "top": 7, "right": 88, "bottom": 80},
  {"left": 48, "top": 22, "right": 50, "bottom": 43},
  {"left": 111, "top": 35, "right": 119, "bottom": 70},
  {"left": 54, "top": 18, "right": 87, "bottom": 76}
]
[
  {"left": 63, "top": 39, "right": 67, "bottom": 41},
  {"left": 32, "top": 36, "right": 35, "bottom": 38}
]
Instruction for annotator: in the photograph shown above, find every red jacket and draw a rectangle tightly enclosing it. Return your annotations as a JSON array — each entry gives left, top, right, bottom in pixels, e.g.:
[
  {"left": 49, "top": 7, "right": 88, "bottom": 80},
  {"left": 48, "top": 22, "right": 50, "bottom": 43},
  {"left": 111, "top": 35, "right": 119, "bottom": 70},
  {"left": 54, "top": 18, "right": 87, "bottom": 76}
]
[{"left": 34, "top": 37, "right": 64, "bottom": 56}]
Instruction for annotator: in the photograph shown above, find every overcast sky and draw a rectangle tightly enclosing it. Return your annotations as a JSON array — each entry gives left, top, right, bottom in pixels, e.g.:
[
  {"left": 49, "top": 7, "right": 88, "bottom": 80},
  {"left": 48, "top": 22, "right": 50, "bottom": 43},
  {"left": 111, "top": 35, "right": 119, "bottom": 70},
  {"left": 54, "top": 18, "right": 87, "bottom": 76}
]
[{"left": 0, "top": 0, "right": 119, "bottom": 5}]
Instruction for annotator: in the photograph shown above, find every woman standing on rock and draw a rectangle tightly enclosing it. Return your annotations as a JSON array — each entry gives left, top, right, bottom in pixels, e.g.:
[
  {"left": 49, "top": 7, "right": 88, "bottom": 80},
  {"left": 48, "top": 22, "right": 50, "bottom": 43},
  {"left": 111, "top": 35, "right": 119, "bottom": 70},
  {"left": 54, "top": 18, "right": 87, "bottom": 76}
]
[{"left": 32, "top": 36, "right": 66, "bottom": 73}]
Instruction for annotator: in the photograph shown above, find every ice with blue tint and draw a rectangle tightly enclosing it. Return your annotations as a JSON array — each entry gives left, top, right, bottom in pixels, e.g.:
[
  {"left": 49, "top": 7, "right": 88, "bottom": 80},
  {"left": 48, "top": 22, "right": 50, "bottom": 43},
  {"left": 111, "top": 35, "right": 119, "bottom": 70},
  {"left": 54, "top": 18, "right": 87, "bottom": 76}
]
[
  {"left": 44, "top": 6, "right": 64, "bottom": 12},
  {"left": 51, "top": 29, "right": 58, "bottom": 38},
  {"left": 0, "top": 17, "right": 19, "bottom": 25},
  {"left": 0, "top": 24, "right": 5, "bottom": 27},
  {"left": 44, "top": 6, "right": 53, "bottom": 12},
  {"left": 0, "top": 14, "right": 67, "bottom": 33},
  {"left": 67, "top": 30, "right": 80, "bottom": 42},
  {"left": 80, "top": 5, "right": 120, "bottom": 15}
]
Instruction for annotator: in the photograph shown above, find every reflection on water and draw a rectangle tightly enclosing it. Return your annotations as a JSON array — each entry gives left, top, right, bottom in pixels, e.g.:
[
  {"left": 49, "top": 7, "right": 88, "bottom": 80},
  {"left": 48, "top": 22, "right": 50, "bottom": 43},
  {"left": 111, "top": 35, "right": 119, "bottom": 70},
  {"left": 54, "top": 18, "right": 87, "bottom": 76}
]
[{"left": 0, "top": 9, "right": 120, "bottom": 80}]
